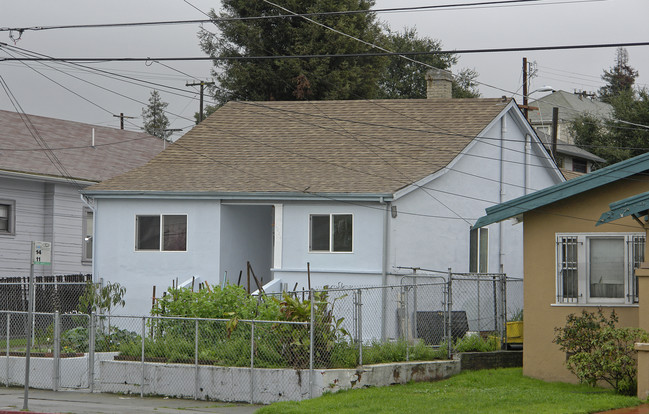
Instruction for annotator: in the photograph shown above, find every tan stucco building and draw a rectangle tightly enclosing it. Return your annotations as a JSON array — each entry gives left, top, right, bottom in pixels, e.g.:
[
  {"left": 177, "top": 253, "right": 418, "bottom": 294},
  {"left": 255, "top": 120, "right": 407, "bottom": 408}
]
[{"left": 475, "top": 152, "right": 649, "bottom": 384}]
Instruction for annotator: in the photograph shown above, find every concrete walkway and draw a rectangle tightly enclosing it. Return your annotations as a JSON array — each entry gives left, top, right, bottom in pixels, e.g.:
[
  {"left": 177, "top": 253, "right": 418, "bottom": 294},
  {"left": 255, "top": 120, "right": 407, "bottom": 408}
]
[{"left": 0, "top": 388, "right": 262, "bottom": 414}]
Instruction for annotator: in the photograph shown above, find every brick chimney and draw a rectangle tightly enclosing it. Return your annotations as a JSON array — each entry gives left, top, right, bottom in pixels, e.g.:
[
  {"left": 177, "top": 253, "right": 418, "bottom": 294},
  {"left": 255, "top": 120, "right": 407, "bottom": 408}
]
[{"left": 425, "top": 68, "right": 453, "bottom": 99}]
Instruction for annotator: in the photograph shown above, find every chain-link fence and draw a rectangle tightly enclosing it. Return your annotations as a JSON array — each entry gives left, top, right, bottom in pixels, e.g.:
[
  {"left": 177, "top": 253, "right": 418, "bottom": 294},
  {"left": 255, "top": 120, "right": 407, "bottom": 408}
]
[
  {"left": 0, "top": 272, "right": 522, "bottom": 402},
  {"left": 0, "top": 274, "right": 91, "bottom": 313}
]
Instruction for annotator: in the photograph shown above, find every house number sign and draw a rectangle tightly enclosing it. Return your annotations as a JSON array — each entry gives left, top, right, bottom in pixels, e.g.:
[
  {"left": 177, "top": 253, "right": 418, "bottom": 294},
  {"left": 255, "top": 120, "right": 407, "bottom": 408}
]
[{"left": 32, "top": 241, "right": 51, "bottom": 265}]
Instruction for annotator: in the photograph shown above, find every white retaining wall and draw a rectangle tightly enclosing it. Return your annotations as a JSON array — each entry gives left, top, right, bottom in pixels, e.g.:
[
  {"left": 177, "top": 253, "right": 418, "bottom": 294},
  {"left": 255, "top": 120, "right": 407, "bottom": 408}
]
[{"left": 99, "top": 359, "right": 460, "bottom": 404}]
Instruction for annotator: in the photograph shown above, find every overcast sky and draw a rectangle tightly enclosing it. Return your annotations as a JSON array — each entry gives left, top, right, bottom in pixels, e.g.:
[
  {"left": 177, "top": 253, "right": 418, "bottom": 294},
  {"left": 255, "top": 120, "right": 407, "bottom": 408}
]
[{"left": 1, "top": 0, "right": 648, "bottom": 138}]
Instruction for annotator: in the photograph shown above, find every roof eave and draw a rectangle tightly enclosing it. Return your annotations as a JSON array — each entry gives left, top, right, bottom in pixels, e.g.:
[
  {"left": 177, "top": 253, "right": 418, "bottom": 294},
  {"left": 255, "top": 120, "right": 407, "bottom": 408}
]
[
  {"left": 473, "top": 152, "right": 649, "bottom": 229},
  {"left": 83, "top": 190, "right": 394, "bottom": 202}
]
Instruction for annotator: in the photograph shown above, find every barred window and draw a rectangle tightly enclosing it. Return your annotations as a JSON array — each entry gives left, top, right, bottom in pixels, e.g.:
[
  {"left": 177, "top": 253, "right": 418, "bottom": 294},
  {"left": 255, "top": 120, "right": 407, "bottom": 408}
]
[{"left": 556, "top": 233, "right": 644, "bottom": 304}]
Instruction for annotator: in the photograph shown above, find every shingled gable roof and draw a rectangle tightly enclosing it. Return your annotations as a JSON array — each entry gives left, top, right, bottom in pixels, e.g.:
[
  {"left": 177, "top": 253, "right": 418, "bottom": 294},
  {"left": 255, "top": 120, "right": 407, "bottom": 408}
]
[
  {"left": 0, "top": 110, "right": 163, "bottom": 183},
  {"left": 473, "top": 151, "right": 649, "bottom": 229},
  {"left": 87, "top": 98, "right": 516, "bottom": 196}
]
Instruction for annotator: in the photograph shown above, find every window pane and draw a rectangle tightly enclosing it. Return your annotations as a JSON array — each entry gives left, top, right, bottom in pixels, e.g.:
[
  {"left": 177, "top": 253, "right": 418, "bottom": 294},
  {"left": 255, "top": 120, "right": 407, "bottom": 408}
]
[
  {"left": 560, "top": 237, "right": 579, "bottom": 301},
  {"left": 332, "top": 214, "right": 352, "bottom": 252},
  {"left": 0, "top": 205, "right": 8, "bottom": 232},
  {"left": 163, "top": 215, "right": 187, "bottom": 251},
  {"left": 590, "top": 238, "right": 624, "bottom": 298},
  {"left": 84, "top": 210, "right": 93, "bottom": 260},
  {"left": 136, "top": 216, "right": 160, "bottom": 250},
  {"left": 478, "top": 228, "right": 488, "bottom": 273},
  {"left": 469, "top": 228, "right": 478, "bottom": 273},
  {"left": 310, "top": 215, "right": 330, "bottom": 251}
]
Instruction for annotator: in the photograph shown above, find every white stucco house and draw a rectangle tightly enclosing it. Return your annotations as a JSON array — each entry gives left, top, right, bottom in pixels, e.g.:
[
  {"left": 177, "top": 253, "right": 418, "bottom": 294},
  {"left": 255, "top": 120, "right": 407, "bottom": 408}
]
[
  {"left": 84, "top": 73, "right": 565, "bottom": 317},
  {"left": 0, "top": 109, "right": 163, "bottom": 278}
]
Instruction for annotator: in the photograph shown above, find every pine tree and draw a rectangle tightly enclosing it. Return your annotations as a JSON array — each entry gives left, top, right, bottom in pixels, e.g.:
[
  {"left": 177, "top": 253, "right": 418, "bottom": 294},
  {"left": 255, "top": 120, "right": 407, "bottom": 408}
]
[
  {"left": 598, "top": 48, "right": 638, "bottom": 103},
  {"left": 142, "top": 90, "right": 172, "bottom": 140}
]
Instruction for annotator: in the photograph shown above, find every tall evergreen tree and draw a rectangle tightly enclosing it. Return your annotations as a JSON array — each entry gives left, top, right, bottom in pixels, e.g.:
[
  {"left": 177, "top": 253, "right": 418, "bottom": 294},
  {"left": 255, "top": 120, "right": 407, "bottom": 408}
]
[
  {"left": 142, "top": 90, "right": 172, "bottom": 140},
  {"left": 198, "top": 1, "right": 479, "bottom": 104},
  {"left": 598, "top": 47, "right": 638, "bottom": 103},
  {"left": 571, "top": 49, "right": 648, "bottom": 165}
]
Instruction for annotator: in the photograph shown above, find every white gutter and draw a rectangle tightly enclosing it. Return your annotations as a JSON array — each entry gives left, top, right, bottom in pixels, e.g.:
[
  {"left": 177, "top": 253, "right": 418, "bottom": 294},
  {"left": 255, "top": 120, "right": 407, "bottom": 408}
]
[
  {"left": 525, "top": 134, "right": 531, "bottom": 195},
  {"left": 499, "top": 115, "right": 507, "bottom": 273},
  {"left": 380, "top": 197, "right": 390, "bottom": 340}
]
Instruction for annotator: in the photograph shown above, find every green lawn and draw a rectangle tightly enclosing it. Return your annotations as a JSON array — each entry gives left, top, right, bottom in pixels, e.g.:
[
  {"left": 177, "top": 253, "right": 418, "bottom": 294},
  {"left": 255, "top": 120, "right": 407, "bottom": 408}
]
[{"left": 257, "top": 368, "right": 643, "bottom": 414}]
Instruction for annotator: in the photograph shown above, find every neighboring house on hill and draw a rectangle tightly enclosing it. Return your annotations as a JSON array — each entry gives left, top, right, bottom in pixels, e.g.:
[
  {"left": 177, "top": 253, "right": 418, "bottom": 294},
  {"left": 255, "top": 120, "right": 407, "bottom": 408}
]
[
  {"left": 0, "top": 110, "right": 163, "bottom": 278},
  {"left": 474, "top": 151, "right": 649, "bottom": 384},
  {"left": 528, "top": 90, "right": 613, "bottom": 145},
  {"left": 85, "top": 72, "right": 564, "bottom": 319},
  {"left": 535, "top": 129, "right": 605, "bottom": 178}
]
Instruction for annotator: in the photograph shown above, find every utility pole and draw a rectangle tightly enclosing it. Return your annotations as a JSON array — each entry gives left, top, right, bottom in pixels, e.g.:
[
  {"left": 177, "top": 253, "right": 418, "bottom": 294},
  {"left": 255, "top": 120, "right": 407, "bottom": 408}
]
[
  {"left": 112, "top": 113, "right": 135, "bottom": 130},
  {"left": 522, "top": 57, "right": 529, "bottom": 120},
  {"left": 186, "top": 80, "right": 215, "bottom": 123}
]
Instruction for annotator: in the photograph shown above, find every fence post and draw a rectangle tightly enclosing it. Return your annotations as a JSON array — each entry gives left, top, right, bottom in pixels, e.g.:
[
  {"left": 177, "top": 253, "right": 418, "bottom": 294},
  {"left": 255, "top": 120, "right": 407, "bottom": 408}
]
[
  {"left": 309, "top": 288, "right": 315, "bottom": 399},
  {"left": 250, "top": 321, "right": 255, "bottom": 404},
  {"left": 413, "top": 276, "right": 418, "bottom": 341},
  {"left": 141, "top": 317, "right": 146, "bottom": 398},
  {"left": 501, "top": 273, "right": 508, "bottom": 344},
  {"left": 88, "top": 313, "right": 95, "bottom": 392},
  {"left": 447, "top": 268, "right": 453, "bottom": 359},
  {"left": 194, "top": 319, "right": 199, "bottom": 401},
  {"left": 405, "top": 286, "right": 409, "bottom": 362},
  {"left": 6, "top": 313, "right": 10, "bottom": 387},
  {"left": 53, "top": 311, "right": 60, "bottom": 392},
  {"left": 357, "top": 288, "right": 363, "bottom": 367}
]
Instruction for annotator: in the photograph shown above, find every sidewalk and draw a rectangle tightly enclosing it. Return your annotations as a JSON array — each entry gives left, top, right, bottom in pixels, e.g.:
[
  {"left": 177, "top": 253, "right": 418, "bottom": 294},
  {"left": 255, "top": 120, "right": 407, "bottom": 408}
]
[{"left": 0, "top": 388, "right": 262, "bottom": 414}]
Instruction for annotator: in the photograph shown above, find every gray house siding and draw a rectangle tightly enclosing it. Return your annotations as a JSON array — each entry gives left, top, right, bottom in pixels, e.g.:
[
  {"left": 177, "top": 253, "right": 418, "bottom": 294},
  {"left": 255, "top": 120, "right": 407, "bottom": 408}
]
[{"left": 0, "top": 175, "right": 90, "bottom": 277}]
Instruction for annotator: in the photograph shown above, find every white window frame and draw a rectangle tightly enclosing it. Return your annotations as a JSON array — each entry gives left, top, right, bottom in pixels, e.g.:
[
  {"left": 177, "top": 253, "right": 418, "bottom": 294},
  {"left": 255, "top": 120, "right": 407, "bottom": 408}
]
[
  {"left": 308, "top": 213, "right": 353, "bottom": 253},
  {"left": 82, "top": 208, "right": 93, "bottom": 263},
  {"left": 135, "top": 214, "right": 187, "bottom": 252},
  {"left": 0, "top": 199, "right": 16, "bottom": 236},
  {"left": 556, "top": 232, "right": 644, "bottom": 305}
]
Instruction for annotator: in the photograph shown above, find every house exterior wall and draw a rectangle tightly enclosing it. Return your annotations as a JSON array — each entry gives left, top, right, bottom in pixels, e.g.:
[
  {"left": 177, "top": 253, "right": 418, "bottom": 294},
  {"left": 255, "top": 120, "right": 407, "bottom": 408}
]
[
  {"left": 0, "top": 175, "right": 90, "bottom": 277},
  {"left": 273, "top": 201, "right": 385, "bottom": 290},
  {"left": 390, "top": 111, "right": 561, "bottom": 278},
  {"left": 522, "top": 175, "right": 649, "bottom": 383},
  {"left": 94, "top": 198, "right": 221, "bottom": 316}
]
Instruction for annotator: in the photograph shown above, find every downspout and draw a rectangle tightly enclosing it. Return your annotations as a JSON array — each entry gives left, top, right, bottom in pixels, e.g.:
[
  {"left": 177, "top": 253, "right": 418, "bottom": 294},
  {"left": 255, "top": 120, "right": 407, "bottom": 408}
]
[
  {"left": 525, "top": 134, "right": 531, "bottom": 195},
  {"left": 80, "top": 194, "right": 96, "bottom": 282},
  {"left": 499, "top": 116, "right": 507, "bottom": 273},
  {"left": 380, "top": 197, "right": 390, "bottom": 341}
]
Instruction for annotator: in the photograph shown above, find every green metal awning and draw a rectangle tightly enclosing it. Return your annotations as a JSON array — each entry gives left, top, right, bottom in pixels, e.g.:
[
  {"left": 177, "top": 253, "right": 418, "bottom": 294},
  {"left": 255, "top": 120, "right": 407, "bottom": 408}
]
[{"left": 597, "top": 191, "right": 649, "bottom": 226}]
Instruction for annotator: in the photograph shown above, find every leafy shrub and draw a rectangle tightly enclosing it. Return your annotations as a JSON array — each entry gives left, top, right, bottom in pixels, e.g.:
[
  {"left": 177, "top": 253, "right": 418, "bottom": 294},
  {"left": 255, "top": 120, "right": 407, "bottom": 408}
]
[
  {"left": 453, "top": 333, "right": 499, "bottom": 353},
  {"left": 61, "top": 326, "right": 138, "bottom": 352},
  {"left": 554, "top": 309, "right": 649, "bottom": 395}
]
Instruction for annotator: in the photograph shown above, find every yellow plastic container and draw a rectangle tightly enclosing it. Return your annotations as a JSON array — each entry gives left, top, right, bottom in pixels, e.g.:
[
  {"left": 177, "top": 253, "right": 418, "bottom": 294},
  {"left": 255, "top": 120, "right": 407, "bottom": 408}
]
[{"left": 506, "top": 321, "right": 524, "bottom": 344}]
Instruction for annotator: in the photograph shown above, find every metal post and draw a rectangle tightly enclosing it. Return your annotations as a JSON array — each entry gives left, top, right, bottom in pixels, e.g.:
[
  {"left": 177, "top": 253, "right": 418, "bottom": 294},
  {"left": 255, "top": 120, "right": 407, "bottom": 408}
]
[
  {"left": 447, "top": 268, "right": 453, "bottom": 359},
  {"left": 501, "top": 273, "right": 508, "bottom": 341},
  {"left": 6, "top": 313, "right": 10, "bottom": 387},
  {"left": 23, "top": 261, "right": 35, "bottom": 411},
  {"left": 250, "top": 322, "right": 255, "bottom": 404},
  {"left": 89, "top": 313, "right": 95, "bottom": 392},
  {"left": 477, "top": 274, "right": 481, "bottom": 332},
  {"left": 405, "top": 287, "right": 409, "bottom": 362},
  {"left": 53, "top": 311, "right": 60, "bottom": 392},
  {"left": 413, "top": 277, "right": 418, "bottom": 341},
  {"left": 358, "top": 289, "right": 363, "bottom": 367},
  {"left": 194, "top": 319, "right": 199, "bottom": 400},
  {"left": 309, "top": 289, "right": 314, "bottom": 399},
  {"left": 141, "top": 317, "right": 146, "bottom": 398}
]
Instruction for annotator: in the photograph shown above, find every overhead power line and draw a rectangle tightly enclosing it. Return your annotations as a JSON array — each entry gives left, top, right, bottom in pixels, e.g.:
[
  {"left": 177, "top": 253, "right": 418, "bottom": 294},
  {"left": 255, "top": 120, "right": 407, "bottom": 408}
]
[
  {"left": 0, "top": 0, "right": 602, "bottom": 33},
  {"left": 2, "top": 41, "right": 647, "bottom": 62}
]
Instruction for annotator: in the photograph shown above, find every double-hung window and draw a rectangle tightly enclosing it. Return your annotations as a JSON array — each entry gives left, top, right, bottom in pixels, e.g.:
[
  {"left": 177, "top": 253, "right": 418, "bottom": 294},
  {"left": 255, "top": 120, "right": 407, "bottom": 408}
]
[
  {"left": 82, "top": 208, "right": 93, "bottom": 262},
  {"left": 469, "top": 228, "right": 489, "bottom": 273},
  {"left": 309, "top": 214, "right": 352, "bottom": 252},
  {"left": 556, "top": 233, "right": 644, "bottom": 304},
  {"left": 0, "top": 200, "right": 15, "bottom": 236},
  {"left": 136, "top": 214, "right": 187, "bottom": 251}
]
